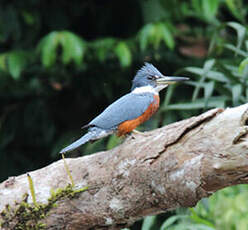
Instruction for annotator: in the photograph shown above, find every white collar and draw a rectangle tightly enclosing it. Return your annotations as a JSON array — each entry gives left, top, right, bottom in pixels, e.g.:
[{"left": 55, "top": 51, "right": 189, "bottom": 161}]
[{"left": 131, "top": 85, "right": 167, "bottom": 94}]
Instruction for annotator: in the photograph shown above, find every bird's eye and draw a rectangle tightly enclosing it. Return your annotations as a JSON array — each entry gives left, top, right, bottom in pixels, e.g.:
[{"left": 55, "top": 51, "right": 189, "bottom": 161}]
[{"left": 147, "top": 75, "right": 156, "bottom": 80}]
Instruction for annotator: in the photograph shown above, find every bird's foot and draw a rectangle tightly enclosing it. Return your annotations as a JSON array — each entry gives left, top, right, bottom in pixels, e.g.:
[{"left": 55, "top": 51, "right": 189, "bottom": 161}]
[
  {"left": 128, "top": 129, "right": 148, "bottom": 139},
  {"left": 123, "top": 129, "right": 147, "bottom": 140},
  {"left": 132, "top": 129, "right": 146, "bottom": 136}
]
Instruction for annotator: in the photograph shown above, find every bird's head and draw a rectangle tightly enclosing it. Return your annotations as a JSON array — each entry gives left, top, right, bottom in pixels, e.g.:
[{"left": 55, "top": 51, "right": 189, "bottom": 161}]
[{"left": 131, "top": 63, "right": 189, "bottom": 92}]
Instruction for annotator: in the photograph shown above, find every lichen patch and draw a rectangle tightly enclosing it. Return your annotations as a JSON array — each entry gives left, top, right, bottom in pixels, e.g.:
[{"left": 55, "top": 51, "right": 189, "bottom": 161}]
[
  {"left": 109, "top": 197, "right": 123, "bottom": 211},
  {"left": 105, "top": 217, "right": 113, "bottom": 225},
  {"left": 117, "top": 159, "right": 136, "bottom": 177}
]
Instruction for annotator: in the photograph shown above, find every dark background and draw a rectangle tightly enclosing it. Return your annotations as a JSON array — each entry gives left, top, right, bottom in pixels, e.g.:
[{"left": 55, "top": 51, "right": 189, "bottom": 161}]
[{"left": 1, "top": 0, "right": 248, "bottom": 229}]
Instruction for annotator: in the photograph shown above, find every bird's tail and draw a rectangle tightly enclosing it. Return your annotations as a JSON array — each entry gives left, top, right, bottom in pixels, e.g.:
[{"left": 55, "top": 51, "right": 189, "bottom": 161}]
[
  {"left": 59, "top": 127, "right": 112, "bottom": 154},
  {"left": 60, "top": 132, "right": 94, "bottom": 154}
]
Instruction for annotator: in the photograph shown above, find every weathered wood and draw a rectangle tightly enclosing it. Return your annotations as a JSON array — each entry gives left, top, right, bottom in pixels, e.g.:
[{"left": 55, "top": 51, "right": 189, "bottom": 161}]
[{"left": 1, "top": 104, "right": 248, "bottom": 230}]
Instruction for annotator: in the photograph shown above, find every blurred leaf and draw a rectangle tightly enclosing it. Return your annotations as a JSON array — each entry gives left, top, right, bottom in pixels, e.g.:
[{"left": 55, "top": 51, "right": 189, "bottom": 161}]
[
  {"left": 191, "top": 0, "right": 219, "bottom": 22},
  {"left": 164, "top": 96, "right": 226, "bottom": 110},
  {"left": 38, "top": 31, "right": 60, "bottom": 68},
  {"left": 8, "top": 51, "right": 28, "bottom": 79},
  {"left": 190, "top": 208, "right": 215, "bottom": 227},
  {"left": 92, "top": 38, "right": 116, "bottom": 62},
  {"left": 231, "top": 84, "right": 242, "bottom": 105},
  {"left": 245, "top": 40, "right": 248, "bottom": 51},
  {"left": 239, "top": 57, "right": 248, "bottom": 74},
  {"left": 224, "top": 44, "right": 248, "bottom": 57},
  {"left": 157, "top": 23, "right": 175, "bottom": 50},
  {"left": 204, "top": 81, "right": 215, "bottom": 107},
  {"left": 203, "top": 59, "right": 216, "bottom": 71},
  {"left": 160, "top": 215, "right": 188, "bottom": 230},
  {"left": 106, "top": 135, "right": 122, "bottom": 150},
  {"left": 142, "top": 216, "right": 156, "bottom": 230},
  {"left": 202, "top": 0, "right": 220, "bottom": 21},
  {"left": 191, "top": 0, "right": 202, "bottom": 15},
  {"left": 208, "top": 30, "right": 218, "bottom": 54},
  {"left": 0, "top": 53, "right": 8, "bottom": 71},
  {"left": 227, "top": 22, "right": 246, "bottom": 54},
  {"left": 246, "top": 88, "right": 248, "bottom": 101},
  {"left": 21, "top": 11, "right": 35, "bottom": 25},
  {"left": 225, "top": 0, "right": 245, "bottom": 22},
  {"left": 187, "top": 81, "right": 209, "bottom": 88},
  {"left": 206, "top": 185, "right": 248, "bottom": 230},
  {"left": 139, "top": 23, "right": 155, "bottom": 51},
  {"left": 188, "top": 224, "right": 215, "bottom": 230},
  {"left": 38, "top": 31, "right": 85, "bottom": 67},
  {"left": 163, "top": 84, "right": 176, "bottom": 107},
  {"left": 114, "top": 42, "right": 132, "bottom": 67},
  {"left": 139, "top": 22, "right": 174, "bottom": 51},
  {"left": 141, "top": 0, "right": 168, "bottom": 23},
  {"left": 223, "top": 64, "right": 243, "bottom": 78},
  {"left": 183, "top": 67, "right": 229, "bottom": 82},
  {"left": 192, "top": 59, "right": 215, "bottom": 101},
  {"left": 237, "top": 219, "right": 248, "bottom": 230},
  {"left": 60, "top": 31, "right": 85, "bottom": 66}
]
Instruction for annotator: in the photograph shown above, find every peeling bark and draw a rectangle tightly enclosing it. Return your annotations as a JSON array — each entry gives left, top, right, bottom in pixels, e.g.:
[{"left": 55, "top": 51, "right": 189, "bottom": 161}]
[{"left": 1, "top": 104, "right": 248, "bottom": 229}]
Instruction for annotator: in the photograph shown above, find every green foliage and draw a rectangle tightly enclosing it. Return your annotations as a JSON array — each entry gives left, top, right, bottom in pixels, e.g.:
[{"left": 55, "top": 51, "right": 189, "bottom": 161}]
[
  {"left": 209, "top": 185, "right": 248, "bottom": 230},
  {"left": 37, "top": 31, "right": 86, "bottom": 67},
  {"left": 163, "top": 21, "right": 248, "bottom": 111},
  {"left": 191, "top": 0, "right": 220, "bottom": 22},
  {"left": 225, "top": 0, "right": 247, "bottom": 22},
  {"left": 106, "top": 135, "right": 122, "bottom": 150},
  {"left": 142, "top": 216, "right": 157, "bottom": 230},
  {"left": 1, "top": 1, "right": 248, "bottom": 230},
  {"left": 114, "top": 42, "right": 132, "bottom": 67},
  {"left": 160, "top": 215, "right": 190, "bottom": 230},
  {"left": 91, "top": 38, "right": 116, "bottom": 62},
  {"left": 165, "top": 96, "right": 226, "bottom": 110},
  {"left": 140, "top": 186, "right": 248, "bottom": 230},
  {"left": 0, "top": 51, "right": 29, "bottom": 79},
  {"left": 139, "top": 22, "right": 175, "bottom": 51}
]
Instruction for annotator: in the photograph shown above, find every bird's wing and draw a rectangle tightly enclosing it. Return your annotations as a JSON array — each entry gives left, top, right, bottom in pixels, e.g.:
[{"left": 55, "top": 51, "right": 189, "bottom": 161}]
[{"left": 89, "top": 92, "right": 155, "bottom": 129}]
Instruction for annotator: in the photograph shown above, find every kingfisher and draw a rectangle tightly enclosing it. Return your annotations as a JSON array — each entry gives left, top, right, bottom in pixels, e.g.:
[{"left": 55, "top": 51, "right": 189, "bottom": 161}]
[{"left": 60, "top": 63, "right": 189, "bottom": 154}]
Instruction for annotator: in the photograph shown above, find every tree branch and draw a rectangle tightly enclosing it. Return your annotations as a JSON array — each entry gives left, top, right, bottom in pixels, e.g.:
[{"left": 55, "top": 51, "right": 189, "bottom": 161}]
[{"left": 1, "top": 104, "right": 248, "bottom": 229}]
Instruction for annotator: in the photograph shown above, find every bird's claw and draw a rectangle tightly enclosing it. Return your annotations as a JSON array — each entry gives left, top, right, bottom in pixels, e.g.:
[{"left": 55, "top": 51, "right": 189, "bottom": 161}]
[{"left": 132, "top": 129, "right": 146, "bottom": 136}]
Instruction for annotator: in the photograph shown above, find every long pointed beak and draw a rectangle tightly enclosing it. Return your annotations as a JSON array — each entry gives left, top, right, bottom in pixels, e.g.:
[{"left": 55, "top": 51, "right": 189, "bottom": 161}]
[{"left": 156, "top": 76, "right": 189, "bottom": 85}]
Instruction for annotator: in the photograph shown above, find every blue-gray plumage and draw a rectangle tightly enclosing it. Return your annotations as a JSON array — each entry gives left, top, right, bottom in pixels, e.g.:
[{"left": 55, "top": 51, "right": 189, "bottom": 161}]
[
  {"left": 60, "top": 63, "right": 189, "bottom": 154},
  {"left": 131, "top": 63, "right": 164, "bottom": 91},
  {"left": 89, "top": 92, "right": 155, "bottom": 130},
  {"left": 58, "top": 127, "right": 111, "bottom": 153}
]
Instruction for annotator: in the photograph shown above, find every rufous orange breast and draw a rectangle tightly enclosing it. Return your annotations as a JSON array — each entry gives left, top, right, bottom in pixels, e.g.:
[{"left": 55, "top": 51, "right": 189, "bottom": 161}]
[{"left": 117, "top": 95, "right": 160, "bottom": 136}]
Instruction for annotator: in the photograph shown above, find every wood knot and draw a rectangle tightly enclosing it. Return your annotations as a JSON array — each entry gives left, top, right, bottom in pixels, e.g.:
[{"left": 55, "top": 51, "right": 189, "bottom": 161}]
[
  {"left": 232, "top": 127, "right": 248, "bottom": 144},
  {"left": 240, "top": 108, "right": 248, "bottom": 126},
  {"left": 4, "top": 176, "right": 16, "bottom": 188}
]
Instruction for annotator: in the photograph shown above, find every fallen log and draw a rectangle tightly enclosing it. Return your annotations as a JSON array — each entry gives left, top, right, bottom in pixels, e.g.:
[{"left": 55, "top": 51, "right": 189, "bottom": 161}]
[{"left": 1, "top": 104, "right": 248, "bottom": 229}]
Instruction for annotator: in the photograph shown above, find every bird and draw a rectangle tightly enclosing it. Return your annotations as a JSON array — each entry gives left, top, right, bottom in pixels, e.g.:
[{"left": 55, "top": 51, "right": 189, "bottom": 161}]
[{"left": 60, "top": 63, "right": 189, "bottom": 154}]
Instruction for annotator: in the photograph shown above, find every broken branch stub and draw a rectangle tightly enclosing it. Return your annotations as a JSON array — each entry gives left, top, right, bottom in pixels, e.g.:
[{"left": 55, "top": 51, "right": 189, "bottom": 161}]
[{"left": 1, "top": 104, "right": 248, "bottom": 229}]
